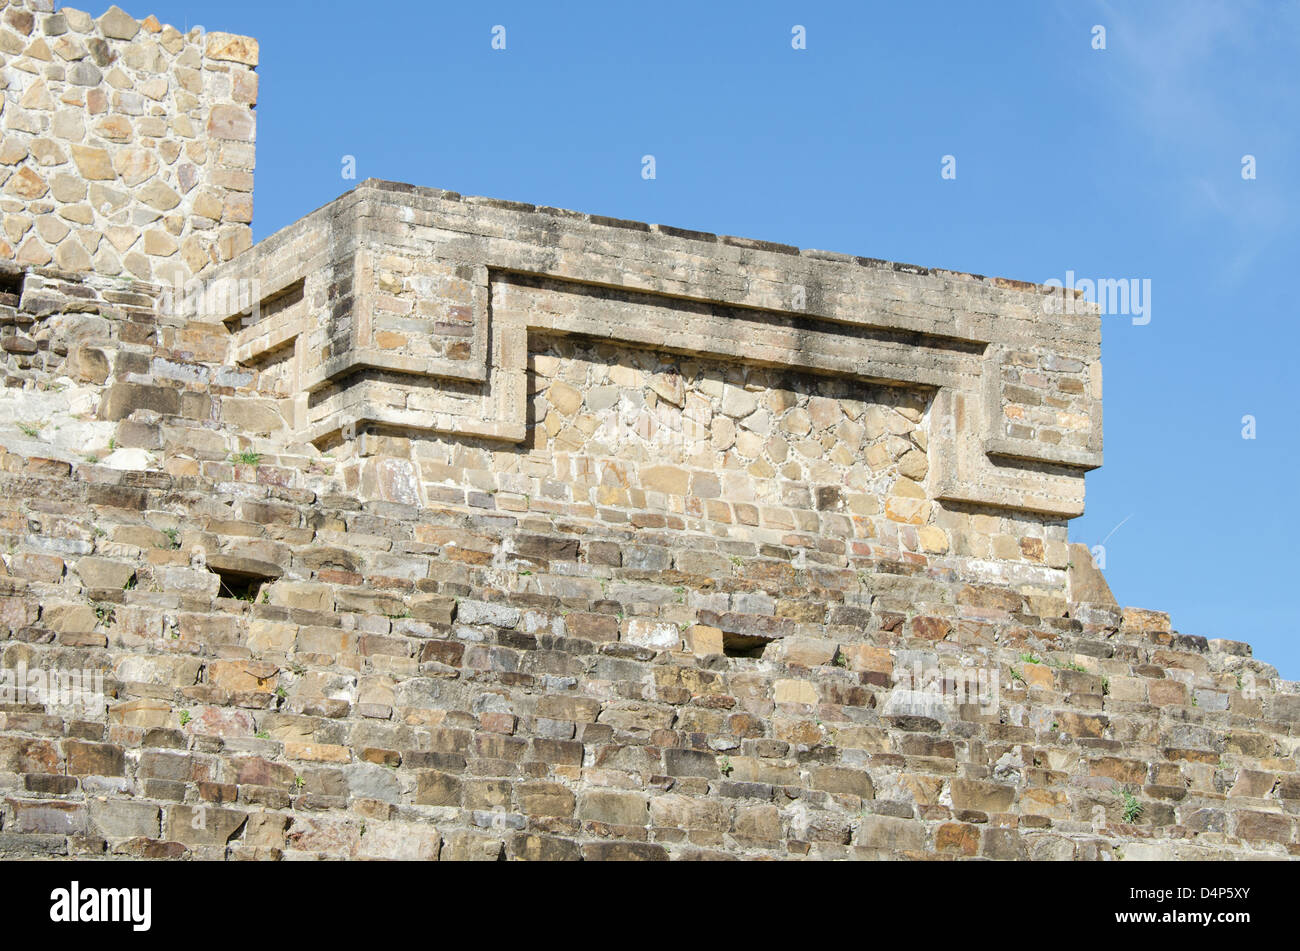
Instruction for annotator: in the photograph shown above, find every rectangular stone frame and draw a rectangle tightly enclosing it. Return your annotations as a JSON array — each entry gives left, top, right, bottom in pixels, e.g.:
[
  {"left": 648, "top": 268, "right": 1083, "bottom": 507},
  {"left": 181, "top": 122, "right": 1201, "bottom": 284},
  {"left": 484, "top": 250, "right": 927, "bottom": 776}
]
[{"left": 203, "top": 180, "right": 1103, "bottom": 519}]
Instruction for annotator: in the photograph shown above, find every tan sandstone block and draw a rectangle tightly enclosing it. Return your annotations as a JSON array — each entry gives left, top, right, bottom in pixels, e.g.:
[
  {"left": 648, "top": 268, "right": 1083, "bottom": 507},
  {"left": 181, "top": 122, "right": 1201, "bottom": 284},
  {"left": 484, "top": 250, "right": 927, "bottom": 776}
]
[
  {"left": 774, "top": 679, "right": 818, "bottom": 705},
  {"left": 205, "top": 31, "right": 259, "bottom": 66},
  {"left": 71, "top": 144, "right": 115, "bottom": 180},
  {"left": 284, "top": 742, "right": 352, "bottom": 763},
  {"left": 687, "top": 624, "right": 723, "bottom": 656}
]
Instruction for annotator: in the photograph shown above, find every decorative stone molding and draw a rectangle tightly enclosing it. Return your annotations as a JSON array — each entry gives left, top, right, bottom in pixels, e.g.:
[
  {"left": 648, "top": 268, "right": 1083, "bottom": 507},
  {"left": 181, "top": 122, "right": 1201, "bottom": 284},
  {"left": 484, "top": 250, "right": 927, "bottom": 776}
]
[
  {"left": 2, "top": 4, "right": 1297, "bottom": 867},
  {"left": 204, "top": 179, "right": 1102, "bottom": 519}
]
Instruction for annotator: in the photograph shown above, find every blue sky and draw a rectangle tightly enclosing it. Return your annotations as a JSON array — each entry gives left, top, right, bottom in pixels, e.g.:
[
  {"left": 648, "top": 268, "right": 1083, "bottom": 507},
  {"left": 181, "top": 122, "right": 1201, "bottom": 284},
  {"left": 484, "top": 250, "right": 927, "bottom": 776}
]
[{"left": 108, "top": 1, "right": 1299, "bottom": 676}]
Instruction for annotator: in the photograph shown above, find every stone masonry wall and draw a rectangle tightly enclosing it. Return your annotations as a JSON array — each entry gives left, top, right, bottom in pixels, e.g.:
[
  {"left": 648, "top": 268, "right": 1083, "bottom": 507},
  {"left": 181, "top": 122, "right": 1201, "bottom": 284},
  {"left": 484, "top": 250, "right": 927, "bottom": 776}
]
[
  {"left": 0, "top": 2, "right": 1295, "bottom": 862},
  {"left": 0, "top": 0, "right": 256, "bottom": 282},
  {"left": 0, "top": 265, "right": 1296, "bottom": 860},
  {"left": 193, "top": 179, "right": 1096, "bottom": 597}
]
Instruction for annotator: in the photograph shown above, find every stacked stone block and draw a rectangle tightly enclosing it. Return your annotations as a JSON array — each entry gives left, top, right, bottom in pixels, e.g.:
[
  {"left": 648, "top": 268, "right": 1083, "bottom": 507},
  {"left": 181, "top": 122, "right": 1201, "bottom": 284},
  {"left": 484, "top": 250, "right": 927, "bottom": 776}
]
[
  {"left": 0, "top": 3, "right": 1294, "bottom": 863},
  {"left": 0, "top": 264, "right": 1294, "bottom": 860},
  {"left": 198, "top": 180, "right": 1097, "bottom": 594},
  {"left": 0, "top": 0, "right": 256, "bottom": 282}
]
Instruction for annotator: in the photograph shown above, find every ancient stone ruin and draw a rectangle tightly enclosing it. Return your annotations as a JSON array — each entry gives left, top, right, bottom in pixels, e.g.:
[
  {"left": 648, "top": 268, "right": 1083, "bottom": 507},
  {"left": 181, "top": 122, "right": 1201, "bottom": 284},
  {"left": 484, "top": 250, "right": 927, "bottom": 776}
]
[{"left": 0, "top": 0, "right": 1295, "bottom": 860}]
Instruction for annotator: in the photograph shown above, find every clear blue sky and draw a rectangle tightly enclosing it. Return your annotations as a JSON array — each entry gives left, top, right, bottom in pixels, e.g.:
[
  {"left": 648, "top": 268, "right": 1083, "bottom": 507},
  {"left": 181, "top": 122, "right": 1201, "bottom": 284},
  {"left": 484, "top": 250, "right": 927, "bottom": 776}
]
[{"left": 108, "top": 1, "right": 1299, "bottom": 676}]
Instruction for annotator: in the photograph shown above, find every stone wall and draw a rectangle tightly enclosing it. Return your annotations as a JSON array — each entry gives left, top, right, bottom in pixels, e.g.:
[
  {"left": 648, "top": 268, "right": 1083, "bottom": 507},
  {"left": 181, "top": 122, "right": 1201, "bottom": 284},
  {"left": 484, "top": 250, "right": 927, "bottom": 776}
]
[
  {"left": 188, "top": 179, "right": 1100, "bottom": 602},
  {"left": 0, "top": 259, "right": 1295, "bottom": 860},
  {"left": 0, "top": 2, "right": 1296, "bottom": 863},
  {"left": 202, "top": 183, "right": 1103, "bottom": 523},
  {"left": 0, "top": 0, "right": 256, "bottom": 282}
]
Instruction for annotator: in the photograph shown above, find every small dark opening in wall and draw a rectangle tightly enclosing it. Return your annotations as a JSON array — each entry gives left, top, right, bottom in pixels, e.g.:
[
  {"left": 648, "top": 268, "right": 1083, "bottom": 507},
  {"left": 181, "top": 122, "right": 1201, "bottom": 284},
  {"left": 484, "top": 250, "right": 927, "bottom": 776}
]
[
  {"left": 0, "top": 268, "right": 23, "bottom": 307},
  {"left": 214, "top": 570, "right": 265, "bottom": 602},
  {"left": 206, "top": 554, "right": 282, "bottom": 603},
  {"left": 723, "top": 631, "right": 774, "bottom": 659}
]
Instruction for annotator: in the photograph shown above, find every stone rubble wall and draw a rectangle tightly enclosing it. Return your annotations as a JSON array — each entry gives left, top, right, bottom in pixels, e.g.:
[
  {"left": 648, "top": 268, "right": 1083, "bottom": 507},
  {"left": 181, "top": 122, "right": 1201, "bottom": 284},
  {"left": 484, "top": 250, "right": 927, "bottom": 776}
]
[
  {"left": 0, "top": 0, "right": 256, "bottom": 282},
  {"left": 198, "top": 180, "right": 1100, "bottom": 576},
  {"left": 0, "top": 0, "right": 1294, "bottom": 863},
  {"left": 0, "top": 266, "right": 1295, "bottom": 860}
]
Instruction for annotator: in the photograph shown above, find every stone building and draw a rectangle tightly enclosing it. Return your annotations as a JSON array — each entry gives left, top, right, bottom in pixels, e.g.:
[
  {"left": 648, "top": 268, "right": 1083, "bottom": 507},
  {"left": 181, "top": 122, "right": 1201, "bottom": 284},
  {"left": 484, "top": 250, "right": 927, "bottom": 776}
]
[{"left": 0, "top": 0, "right": 1295, "bottom": 860}]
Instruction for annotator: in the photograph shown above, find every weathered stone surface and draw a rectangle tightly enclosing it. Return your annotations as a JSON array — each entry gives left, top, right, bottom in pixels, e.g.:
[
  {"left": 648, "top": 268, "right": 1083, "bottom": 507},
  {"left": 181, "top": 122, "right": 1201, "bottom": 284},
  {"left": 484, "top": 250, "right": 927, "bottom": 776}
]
[
  {"left": 89, "top": 800, "right": 161, "bottom": 839},
  {"left": 8, "top": 799, "right": 87, "bottom": 835},
  {"left": 207, "top": 554, "right": 283, "bottom": 581},
  {"left": 951, "top": 779, "right": 1017, "bottom": 814},
  {"left": 205, "top": 31, "right": 259, "bottom": 66},
  {"left": 4, "top": 167, "right": 48, "bottom": 200},
  {"left": 579, "top": 790, "right": 649, "bottom": 827},
  {"left": 164, "top": 805, "right": 246, "bottom": 846},
  {"left": 360, "top": 457, "right": 421, "bottom": 506},
  {"left": 0, "top": 7, "right": 254, "bottom": 280},
  {"left": 354, "top": 821, "right": 439, "bottom": 860},
  {"left": 67, "top": 343, "right": 112, "bottom": 384},
  {"left": 1068, "top": 542, "right": 1117, "bottom": 605},
  {"left": 622, "top": 618, "right": 680, "bottom": 651},
  {"left": 74, "top": 556, "right": 137, "bottom": 589},
  {"left": 98, "top": 6, "right": 140, "bottom": 41},
  {"left": 100, "top": 383, "right": 181, "bottom": 420},
  {"left": 70, "top": 145, "right": 115, "bottom": 180},
  {"left": 208, "top": 105, "right": 255, "bottom": 142},
  {"left": 0, "top": 19, "right": 1288, "bottom": 866},
  {"left": 687, "top": 624, "right": 723, "bottom": 656}
]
